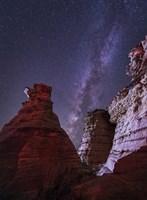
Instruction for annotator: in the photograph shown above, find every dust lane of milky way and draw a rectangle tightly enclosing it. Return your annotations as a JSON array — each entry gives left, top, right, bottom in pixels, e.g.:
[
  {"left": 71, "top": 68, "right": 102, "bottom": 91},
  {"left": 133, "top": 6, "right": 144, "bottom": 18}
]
[{"left": 0, "top": 0, "right": 147, "bottom": 147}]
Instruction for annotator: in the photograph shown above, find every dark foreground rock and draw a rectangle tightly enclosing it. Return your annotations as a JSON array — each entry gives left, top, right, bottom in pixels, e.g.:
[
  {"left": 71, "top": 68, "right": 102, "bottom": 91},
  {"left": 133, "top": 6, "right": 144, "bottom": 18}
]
[{"left": 73, "top": 145, "right": 147, "bottom": 200}]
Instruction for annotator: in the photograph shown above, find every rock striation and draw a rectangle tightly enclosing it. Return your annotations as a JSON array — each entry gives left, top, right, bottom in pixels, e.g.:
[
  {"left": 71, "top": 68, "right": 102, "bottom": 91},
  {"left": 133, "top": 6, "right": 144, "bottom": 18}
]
[
  {"left": 73, "top": 36, "right": 147, "bottom": 200},
  {"left": 78, "top": 109, "right": 115, "bottom": 170},
  {"left": 98, "top": 36, "right": 147, "bottom": 174},
  {"left": 0, "top": 83, "right": 82, "bottom": 199}
]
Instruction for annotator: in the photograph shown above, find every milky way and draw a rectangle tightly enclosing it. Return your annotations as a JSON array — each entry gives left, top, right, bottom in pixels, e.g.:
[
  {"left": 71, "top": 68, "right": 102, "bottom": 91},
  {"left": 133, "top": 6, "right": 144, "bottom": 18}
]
[
  {"left": 0, "top": 0, "right": 147, "bottom": 147},
  {"left": 65, "top": 0, "right": 147, "bottom": 147}
]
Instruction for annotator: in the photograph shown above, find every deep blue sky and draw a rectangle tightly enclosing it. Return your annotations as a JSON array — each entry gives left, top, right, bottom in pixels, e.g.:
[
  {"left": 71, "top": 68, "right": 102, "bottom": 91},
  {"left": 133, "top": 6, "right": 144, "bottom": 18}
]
[{"left": 0, "top": 0, "right": 147, "bottom": 147}]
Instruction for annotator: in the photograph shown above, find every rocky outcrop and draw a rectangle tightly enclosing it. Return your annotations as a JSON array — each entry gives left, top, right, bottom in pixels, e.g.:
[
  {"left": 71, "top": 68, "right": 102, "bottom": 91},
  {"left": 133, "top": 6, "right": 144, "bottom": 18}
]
[
  {"left": 72, "top": 37, "right": 147, "bottom": 200},
  {"left": 78, "top": 109, "right": 115, "bottom": 170},
  {"left": 74, "top": 145, "right": 147, "bottom": 200},
  {"left": 0, "top": 83, "right": 82, "bottom": 199},
  {"left": 98, "top": 36, "right": 147, "bottom": 174}
]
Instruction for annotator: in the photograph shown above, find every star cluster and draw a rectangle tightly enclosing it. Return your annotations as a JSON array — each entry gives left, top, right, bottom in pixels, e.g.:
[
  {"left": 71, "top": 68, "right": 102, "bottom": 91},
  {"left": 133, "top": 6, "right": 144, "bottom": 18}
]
[{"left": 0, "top": 0, "right": 147, "bottom": 147}]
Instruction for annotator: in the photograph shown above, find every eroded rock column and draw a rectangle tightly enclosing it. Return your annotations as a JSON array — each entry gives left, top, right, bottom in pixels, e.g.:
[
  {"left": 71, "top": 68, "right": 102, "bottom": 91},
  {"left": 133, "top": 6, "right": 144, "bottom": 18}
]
[
  {"left": 78, "top": 109, "right": 115, "bottom": 171},
  {"left": 0, "top": 83, "right": 82, "bottom": 199}
]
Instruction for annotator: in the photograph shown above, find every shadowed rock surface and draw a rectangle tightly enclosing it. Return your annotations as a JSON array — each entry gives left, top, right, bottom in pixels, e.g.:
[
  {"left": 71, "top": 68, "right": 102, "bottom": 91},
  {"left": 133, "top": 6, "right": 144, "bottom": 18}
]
[
  {"left": 0, "top": 83, "right": 82, "bottom": 199},
  {"left": 78, "top": 109, "right": 115, "bottom": 171},
  {"left": 73, "top": 146, "right": 147, "bottom": 200}
]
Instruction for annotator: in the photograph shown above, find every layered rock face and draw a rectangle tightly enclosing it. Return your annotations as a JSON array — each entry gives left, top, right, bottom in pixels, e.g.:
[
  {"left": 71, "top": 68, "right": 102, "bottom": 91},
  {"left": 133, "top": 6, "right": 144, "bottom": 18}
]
[
  {"left": 99, "top": 36, "right": 147, "bottom": 174},
  {"left": 78, "top": 109, "right": 115, "bottom": 170},
  {"left": 0, "top": 83, "right": 82, "bottom": 199},
  {"left": 73, "top": 37, "right": 147, "bottom": 200}
]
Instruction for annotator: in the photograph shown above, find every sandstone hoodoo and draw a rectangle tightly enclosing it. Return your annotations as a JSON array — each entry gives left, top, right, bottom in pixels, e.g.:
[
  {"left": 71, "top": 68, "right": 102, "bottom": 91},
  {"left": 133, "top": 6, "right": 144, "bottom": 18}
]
[
  {"left": 78, "top": 109, "right": 115, "bottom": 170},
  {"left": 0, "top": 83, "right": 82, "bottom": 199}
]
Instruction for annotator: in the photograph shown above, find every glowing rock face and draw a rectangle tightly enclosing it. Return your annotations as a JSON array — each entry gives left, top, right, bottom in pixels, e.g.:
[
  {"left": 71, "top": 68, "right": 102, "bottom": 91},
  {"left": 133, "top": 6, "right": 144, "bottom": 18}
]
[
  {"left": 0, "top": 83, "right": 82, "bottom": 199},
  {"left": 98, "top": 36, "right": 147, "bottom": 175},
  {"left": 24, "top": 83, "right": 52, "bottom": 101}
]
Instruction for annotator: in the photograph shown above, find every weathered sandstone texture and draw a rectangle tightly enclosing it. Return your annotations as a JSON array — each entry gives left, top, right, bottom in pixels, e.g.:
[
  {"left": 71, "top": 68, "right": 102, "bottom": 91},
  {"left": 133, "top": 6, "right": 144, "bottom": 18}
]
[
  {"left": 78, "top": 109, "right": 115, "bottom": 170},
  {"left": 98, "top": 36, "right": 147, "bottom": 175},
  {"left": 0, "top": 83, "right": 82, "bottom": 199}
]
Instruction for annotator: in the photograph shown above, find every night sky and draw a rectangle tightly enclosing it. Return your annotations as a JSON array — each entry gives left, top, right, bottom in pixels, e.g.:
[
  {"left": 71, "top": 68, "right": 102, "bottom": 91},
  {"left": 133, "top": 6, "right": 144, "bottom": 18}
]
[{"left": 0, "top": 0, "right": 147, "bottom": 147}]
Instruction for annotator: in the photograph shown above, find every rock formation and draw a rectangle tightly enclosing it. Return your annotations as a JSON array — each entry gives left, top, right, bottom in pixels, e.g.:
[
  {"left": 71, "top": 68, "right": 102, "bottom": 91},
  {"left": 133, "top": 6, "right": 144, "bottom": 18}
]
[
  {"left": 0, "top": 83, "right": 82, "bottom": 199},
  {"left": 73, "top": 36, "right": 147, "bottom": 200},
  {"left": 78, "top": 109, "right": 115, "bottom": 170},
  {"left": 74, "top": 145, "right": 147, "bottom": 200},
  {"left": 0, "top": 37, "right": 146, "bottom": 200},
  {"left": 98, "top": 36, "right": 147, "bottom": 175}
]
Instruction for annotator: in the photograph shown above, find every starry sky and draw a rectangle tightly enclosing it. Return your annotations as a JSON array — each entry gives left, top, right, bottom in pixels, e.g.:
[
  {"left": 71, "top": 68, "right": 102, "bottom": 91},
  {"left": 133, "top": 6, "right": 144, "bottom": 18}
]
[{"left": 0, "top": 0, "right": 147, "bottom": 147}]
